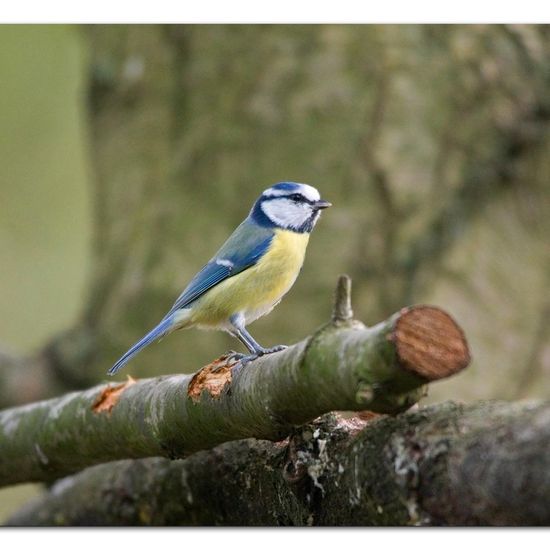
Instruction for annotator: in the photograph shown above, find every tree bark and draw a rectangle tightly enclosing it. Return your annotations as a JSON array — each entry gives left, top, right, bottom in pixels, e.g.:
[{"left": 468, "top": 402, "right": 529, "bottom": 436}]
[
  {"left": 7, "top": 400, "right": 550, "bottom": 526},
  {"left": 0, "top": 277, "right": 469, "bottom": 488}
]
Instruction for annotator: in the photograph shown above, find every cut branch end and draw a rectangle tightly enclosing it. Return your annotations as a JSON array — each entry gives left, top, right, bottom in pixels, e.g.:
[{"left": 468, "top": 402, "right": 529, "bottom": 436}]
[{"left": 393, "top": 306, "right": 470, "bottom": 381}]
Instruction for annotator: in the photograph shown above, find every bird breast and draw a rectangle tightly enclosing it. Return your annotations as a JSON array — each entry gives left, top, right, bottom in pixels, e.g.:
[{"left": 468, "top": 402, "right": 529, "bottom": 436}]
[{"left": 189, "top": 229, "right": 310, "bottom": 328}]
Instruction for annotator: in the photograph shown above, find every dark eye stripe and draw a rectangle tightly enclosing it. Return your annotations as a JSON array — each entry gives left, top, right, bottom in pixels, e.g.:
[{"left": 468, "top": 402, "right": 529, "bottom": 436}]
[
  {"left": 289, "top": 193, "right": 313, "bottom": 204},
  {"left": 261, "top": 193, "right": 315, "bottom": 205}
]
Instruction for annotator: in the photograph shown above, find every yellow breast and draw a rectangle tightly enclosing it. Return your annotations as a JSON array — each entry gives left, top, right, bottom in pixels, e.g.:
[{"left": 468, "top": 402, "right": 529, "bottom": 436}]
[{"left": 190, "top": 229, "right": 310, "bottom": 328}]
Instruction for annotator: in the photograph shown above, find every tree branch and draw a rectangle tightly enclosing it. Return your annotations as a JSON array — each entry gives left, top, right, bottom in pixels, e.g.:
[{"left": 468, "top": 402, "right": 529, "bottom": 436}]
[
  {"left": 0, "top": 277, "right": 469, "bottom": 488},
  {"left": 7, "top": 400, "right": 550, "bottom": 526}
]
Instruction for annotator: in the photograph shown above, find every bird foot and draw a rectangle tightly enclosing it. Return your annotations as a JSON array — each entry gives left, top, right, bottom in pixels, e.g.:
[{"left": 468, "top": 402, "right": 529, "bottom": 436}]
[
  {"left": 260, "top": 344, "right": 288, "bottom": 355},
  {"left": 225, "top": 351, "right": 246, "bottom": 363},
  {"left": 209, "top": 351, "right": 245, "bottom": 372},
  {"left": 236, "top": 345, "right": 288, "bottom": 368},
  {"left": 218, "top": 345, "right": 289, "bottom": 376}
]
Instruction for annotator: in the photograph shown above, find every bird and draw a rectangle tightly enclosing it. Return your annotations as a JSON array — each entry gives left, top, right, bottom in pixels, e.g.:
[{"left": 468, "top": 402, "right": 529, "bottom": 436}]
[{"left": 107, "top": 182, "right": 331, "bottom": 375}]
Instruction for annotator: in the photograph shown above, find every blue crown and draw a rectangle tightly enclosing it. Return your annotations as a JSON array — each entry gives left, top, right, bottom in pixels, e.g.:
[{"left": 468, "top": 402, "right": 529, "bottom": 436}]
[{"left": 268, "top": 181, "right": 302, "bottom": 192}]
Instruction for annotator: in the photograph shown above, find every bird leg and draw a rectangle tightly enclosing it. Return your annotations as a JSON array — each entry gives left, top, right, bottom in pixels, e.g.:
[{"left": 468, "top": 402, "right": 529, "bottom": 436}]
[{"left": 229, "top": 316, "right": 287, "bottom": 367}]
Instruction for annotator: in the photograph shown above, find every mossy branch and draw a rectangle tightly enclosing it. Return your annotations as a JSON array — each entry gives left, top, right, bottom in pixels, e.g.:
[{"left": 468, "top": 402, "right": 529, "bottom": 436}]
[
  {"left": 0, "top": 276, "right": 469, "bottom": 488},
  {"left": 8, "top": 401, "right": 550, "bottom": 526}
]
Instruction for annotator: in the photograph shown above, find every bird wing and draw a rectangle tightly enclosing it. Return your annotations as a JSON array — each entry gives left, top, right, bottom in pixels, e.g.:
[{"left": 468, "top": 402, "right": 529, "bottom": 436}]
[{"left": 166, "top": 219, "right": 274, "bottom": 314}]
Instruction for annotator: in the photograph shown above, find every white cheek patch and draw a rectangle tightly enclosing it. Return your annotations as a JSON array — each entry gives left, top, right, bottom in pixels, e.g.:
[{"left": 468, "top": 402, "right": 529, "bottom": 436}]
[{"left": 261, "top": 199, "right": 312, "bottom": 229}]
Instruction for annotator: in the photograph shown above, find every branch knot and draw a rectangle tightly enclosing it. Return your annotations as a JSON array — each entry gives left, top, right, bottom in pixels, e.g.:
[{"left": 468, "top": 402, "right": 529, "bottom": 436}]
[{"left": 332, "top": 274, "right": 354, "bottom": 323}]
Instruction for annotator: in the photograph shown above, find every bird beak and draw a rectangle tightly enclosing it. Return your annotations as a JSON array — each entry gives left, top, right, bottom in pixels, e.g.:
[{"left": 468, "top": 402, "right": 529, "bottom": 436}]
[{"left": 313, "top": 199, "right": 332, "bottom": 210}]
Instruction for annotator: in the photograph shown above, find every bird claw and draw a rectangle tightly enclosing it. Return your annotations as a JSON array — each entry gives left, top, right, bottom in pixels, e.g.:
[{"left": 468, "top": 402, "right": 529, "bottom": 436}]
[
  {"left": 261, "top": 344, "right": 288, "bottom": 354},
  {"left": 234, "top": 345, "right": 288, "bottom": 369},
  {"left": 238, "top": 354, "right": 259, "bottom": 367},
  {"left": 225, "top": 351, "right": 246, "bottom": 363},
  {"left": 209, "top": 351, "right": 245, "bottom": 372}
]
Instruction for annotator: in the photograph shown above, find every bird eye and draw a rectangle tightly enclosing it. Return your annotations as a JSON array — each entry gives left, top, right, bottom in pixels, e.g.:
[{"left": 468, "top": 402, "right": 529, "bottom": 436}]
[{"left": 289, "top": 193, "right": 303, "bottom": 202}]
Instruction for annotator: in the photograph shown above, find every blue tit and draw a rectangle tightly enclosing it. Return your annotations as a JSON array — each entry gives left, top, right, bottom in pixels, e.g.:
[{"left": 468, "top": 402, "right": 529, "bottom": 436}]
[{"left": 108, "top": 182, "right": 331, "bottom": 375}]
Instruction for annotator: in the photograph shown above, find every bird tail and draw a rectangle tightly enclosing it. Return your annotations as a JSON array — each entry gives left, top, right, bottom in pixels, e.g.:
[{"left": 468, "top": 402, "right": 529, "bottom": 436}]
[{"left": 107, "top": 316, "right": 175, "bottom": 376}]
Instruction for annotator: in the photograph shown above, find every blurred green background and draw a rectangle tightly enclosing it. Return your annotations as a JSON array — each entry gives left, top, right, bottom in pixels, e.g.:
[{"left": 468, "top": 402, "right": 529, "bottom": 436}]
[
  {"left": 0, "top": 26, "right": 90, "bottom": 518},
  {"left": 1, "top": 24, "right": 549, "bottom": 521},
  {"left": 0, "top": 25, "right": 91, "bottom": 350}
]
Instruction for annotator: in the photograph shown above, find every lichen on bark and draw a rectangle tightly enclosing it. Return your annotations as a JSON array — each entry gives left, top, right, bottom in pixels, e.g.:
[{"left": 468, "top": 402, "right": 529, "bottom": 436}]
[{"left": 8, "top": 400, "right": 550, "bottom": 526}]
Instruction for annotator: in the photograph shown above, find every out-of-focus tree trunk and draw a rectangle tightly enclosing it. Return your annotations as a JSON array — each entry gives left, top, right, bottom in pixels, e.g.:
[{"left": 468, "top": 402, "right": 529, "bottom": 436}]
[{"left": 2, "top": 24, "right": 549, "bottom": 407}]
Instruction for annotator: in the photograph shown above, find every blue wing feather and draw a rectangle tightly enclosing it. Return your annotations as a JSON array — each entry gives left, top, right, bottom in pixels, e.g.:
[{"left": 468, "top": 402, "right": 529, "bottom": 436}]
[
  {"left": 109, "top": 218, "right": 274, "bottom": 375},
  {"left": 166, "top": 219, "right": 274, "bottom": 314},
  {"left": 108, "top": 315, "right": 175, "bottom": 375}
]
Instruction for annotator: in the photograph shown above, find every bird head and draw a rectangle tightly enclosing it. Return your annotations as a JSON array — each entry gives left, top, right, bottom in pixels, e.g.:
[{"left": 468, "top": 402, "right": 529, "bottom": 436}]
[{"left": 251, "top": 182, "right": 331, "bottom": 233}]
